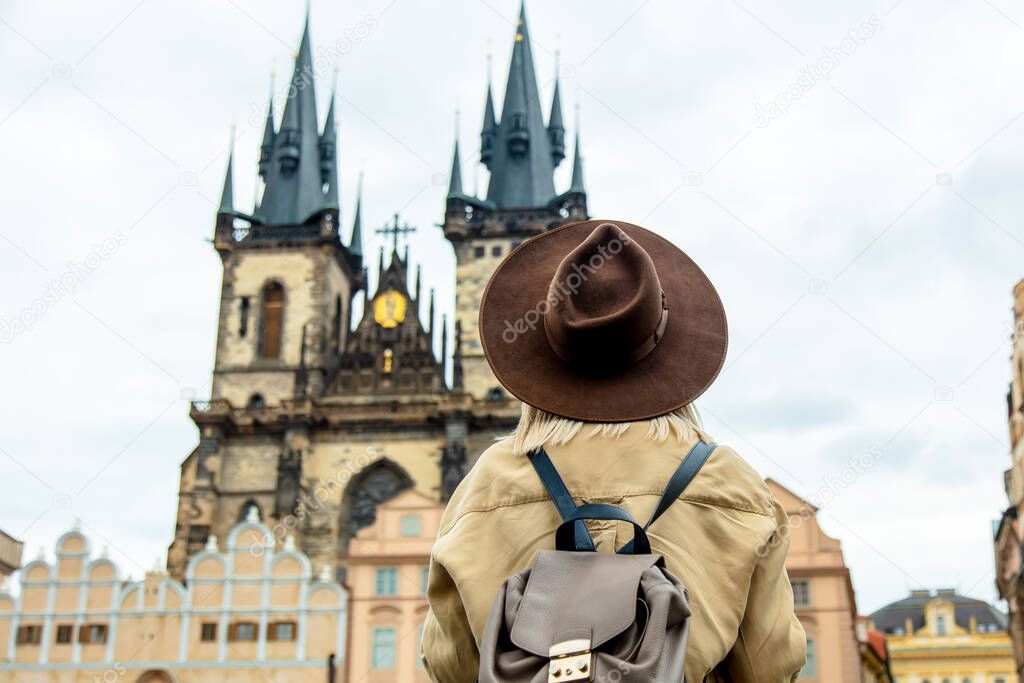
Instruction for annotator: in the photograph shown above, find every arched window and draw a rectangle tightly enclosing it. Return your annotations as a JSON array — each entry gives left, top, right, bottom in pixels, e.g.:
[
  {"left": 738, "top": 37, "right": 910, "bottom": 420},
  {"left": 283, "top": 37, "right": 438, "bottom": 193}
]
[
  {"left": 259, "top": 282, "right": 285, "bottom": 359},
  {"left": 247, "top": 393, "right": 265, "bottom": 409}
]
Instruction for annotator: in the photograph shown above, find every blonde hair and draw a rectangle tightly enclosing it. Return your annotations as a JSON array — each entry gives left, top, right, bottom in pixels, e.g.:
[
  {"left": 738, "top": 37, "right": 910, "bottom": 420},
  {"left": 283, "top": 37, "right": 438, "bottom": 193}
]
[{"left": 504, "top": 402, "right": 711, "bottom": 456}]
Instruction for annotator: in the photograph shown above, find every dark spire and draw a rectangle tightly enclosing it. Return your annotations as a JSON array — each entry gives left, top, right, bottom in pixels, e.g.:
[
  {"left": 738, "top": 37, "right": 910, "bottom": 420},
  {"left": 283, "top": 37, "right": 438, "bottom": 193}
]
[
  {"left": 256, "top": 11, "right": 327, "bottom": 226},
  {"left": 218, "top": 131, "right": 235, "bottom": 214},
  {"left": 447, "top": 137, "right": 464, "bottom": 198},
  {"left": 483, "top": 2, "right": 558, "bottom": 209},
  {"left": 415, "top": 265, "right": 422, "bottom": 302},
  {"left": 320, "top": 73, "right": 339, "bottom": 211},
  {"left": 480, "top": 59, "right": 497, "bottom": 168},
  {"left": 548, "top": 55, "right": 565, "bottom": 167},
  {"left": 349, "top": 172, "right": 363, "bottom": 256},
  {"left": 428, "top": 288, "right": 435, "bottom": 337},
  {"left": 258, "top": 78, "right": 275, "bottom": 180},
  {"left": 568, "top": 128, "right": 585, "bottom": 195}
]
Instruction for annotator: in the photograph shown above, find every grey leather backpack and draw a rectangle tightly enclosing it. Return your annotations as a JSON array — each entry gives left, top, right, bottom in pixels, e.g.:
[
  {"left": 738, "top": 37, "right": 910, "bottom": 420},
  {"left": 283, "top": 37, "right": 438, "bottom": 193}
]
[{"left": 478, "top": 441, "right": 716, "bottom": 683}]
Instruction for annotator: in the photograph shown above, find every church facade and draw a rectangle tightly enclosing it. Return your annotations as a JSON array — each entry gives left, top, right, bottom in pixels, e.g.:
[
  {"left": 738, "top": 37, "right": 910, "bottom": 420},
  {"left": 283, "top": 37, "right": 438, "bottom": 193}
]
[{"left": 166, "top": 1, "right": 587, "bottom": 600}]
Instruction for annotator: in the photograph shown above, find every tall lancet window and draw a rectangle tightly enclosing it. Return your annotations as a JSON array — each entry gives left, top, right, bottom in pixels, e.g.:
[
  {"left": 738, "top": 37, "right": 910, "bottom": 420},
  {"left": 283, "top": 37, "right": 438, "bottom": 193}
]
[{"left": 259, "top": 282, "right": 285, "bottom": 359}]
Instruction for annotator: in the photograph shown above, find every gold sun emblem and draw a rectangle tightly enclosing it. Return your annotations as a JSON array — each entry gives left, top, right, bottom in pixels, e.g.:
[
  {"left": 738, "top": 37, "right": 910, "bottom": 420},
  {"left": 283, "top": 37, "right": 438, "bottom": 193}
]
[{"left": 373, "top": 290, "right": 408, "bottom": 328}]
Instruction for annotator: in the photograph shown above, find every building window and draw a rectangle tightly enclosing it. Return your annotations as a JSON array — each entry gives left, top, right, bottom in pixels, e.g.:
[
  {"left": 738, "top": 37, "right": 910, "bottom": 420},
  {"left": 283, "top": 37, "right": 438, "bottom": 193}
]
[
  {"left": 791, "top": 580, "right": 810, "bottom": 608},
  {"left": 474, "top": 245, "right": 485, "bottom": 258},
  {"left": 936, "top": 615, "right": 947, "bottom": 636},
  {"left": 200, "top": 623, "right": 217, "bottom": 642},
  {"left": 383, "top": 348, "right": 394, "bottom": 373},
  {"left": 79, "top": 624, "right": 108, "bottom": 644},
  {"left": 55, "top": 624, "right": 73, "bottom": 644},
  {"left": 268, "top": 621, "right": 296, "bottom": 642},
  {"left": 801, "top": 638, "right": 816, "bottom": 677},
  {"left": 399, "top": 514, "right": 421, "bottom": 537},
  {"left": 421, "top": 566, "right": 430, "bottom": 595},
  {"left": 228, "top": 622, "right": 257, "bottom": 642},
  {"left": 259, "top": 281, "right": 285, "bottom": 359},
  {"left": 376, "top": 567, "right": 399, "bottom": 596},
  {"left": 239, "top": 296, "right": 250, "bottom": 337},
  {"left": 371, "top": 627, "right": 397, "bottom": 669},
  {"left": 16, "top": 624, "right": 42, "bottom": 645},
  {"left": 491, "top": 245, "right": 502, "bottom": 257},
  {"left": 186, "top": 524, "right": 210, "bottom": 550}
]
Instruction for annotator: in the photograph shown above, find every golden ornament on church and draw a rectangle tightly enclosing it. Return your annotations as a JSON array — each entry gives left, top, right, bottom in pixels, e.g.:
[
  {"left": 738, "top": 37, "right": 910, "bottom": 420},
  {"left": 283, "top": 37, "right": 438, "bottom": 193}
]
[{"left": 373, "top": 289, "right": 408, "bottom": 328}]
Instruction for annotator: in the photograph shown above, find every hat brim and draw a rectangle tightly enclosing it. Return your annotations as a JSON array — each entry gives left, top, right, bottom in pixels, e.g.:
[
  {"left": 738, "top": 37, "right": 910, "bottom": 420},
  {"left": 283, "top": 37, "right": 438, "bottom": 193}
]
[{"left": 479, "top": 219, "right": 728, "bottom": 422}]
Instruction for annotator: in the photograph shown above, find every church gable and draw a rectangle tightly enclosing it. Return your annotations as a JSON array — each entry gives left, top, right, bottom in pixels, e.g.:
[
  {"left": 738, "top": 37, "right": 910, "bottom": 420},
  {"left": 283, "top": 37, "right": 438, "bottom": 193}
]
[{"left": 329, "top": 231, "right": 446, "bottom": 396}]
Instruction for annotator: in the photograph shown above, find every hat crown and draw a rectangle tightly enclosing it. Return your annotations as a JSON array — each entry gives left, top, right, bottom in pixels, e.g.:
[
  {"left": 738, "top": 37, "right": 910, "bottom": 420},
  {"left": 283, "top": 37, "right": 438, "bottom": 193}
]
[{"left": 544, "top": 223, "right": 668, "bottom": 373}]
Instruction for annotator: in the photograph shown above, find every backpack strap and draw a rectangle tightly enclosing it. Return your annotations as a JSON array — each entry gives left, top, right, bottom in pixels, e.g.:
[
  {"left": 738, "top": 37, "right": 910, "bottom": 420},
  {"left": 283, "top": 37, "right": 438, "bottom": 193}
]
[
  {"left": 617, "top": 440, "right": 716, "bottom": 554},
  {"left": 527, "top": 448, "right": 596, "bottom": 551},
  {"left": 529, "top": 440, "right": 716, "bottom": 554}
]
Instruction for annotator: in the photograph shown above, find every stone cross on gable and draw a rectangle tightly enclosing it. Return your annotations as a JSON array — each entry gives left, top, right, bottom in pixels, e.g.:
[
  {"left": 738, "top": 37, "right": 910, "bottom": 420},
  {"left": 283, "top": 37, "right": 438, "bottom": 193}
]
[{"left": 375, "top": 213, "right": 416, "bottom": 253}]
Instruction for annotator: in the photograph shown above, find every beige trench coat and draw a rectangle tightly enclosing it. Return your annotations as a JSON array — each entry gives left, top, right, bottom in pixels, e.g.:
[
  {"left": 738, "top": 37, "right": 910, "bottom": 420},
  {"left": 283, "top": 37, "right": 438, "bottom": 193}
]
[{"left": 421, "top": 423, "right": 806, "bottom": 682}]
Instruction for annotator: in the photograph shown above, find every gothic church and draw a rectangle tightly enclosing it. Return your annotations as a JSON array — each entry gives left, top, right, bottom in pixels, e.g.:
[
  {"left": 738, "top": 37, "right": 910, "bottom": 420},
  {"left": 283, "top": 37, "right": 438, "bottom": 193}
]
[{"left": 167, "top": 4, "right": 589, "bottom": 580}]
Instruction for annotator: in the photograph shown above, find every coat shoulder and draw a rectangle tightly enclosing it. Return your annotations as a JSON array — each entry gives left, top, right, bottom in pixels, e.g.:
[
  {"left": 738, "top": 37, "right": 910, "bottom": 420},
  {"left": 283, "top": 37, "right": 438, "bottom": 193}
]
[
  {"left": 437, "top": 438, "right": 530, "bottom": 535},
  {"left": 685, "top": 443, "right": 778, "bottom": 518}
]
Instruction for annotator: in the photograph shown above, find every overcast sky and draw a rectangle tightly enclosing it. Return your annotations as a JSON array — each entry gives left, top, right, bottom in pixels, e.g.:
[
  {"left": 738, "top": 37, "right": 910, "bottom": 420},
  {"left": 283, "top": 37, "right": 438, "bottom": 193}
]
[{"left": 2, "top": 0, "right": 1024, "bottom": 615}]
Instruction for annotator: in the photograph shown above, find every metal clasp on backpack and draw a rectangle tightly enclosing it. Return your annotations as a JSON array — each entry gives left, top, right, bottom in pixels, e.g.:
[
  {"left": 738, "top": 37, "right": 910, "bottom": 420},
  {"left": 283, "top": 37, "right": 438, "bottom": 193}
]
[{"left": 547, "top": 638, "right": 593, "bottom": 683}]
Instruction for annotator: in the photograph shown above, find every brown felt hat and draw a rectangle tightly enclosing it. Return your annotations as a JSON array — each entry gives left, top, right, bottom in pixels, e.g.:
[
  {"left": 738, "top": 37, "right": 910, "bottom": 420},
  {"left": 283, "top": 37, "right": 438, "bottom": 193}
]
[{"left": 479, "top": 219, "right": 728, "bottom": 422}]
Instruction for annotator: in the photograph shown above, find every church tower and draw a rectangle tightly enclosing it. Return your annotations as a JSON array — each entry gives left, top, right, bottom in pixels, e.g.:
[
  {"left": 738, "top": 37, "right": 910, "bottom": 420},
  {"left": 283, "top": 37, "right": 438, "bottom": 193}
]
[
  {"left": 442, "top": 2, "right": 588, "bottom": 399},
  {"left": 169, "top": 3, "right": 591, "bottom": 584},
  {"left": 210, "top": 13, "right": 364, "bottom": 410}
]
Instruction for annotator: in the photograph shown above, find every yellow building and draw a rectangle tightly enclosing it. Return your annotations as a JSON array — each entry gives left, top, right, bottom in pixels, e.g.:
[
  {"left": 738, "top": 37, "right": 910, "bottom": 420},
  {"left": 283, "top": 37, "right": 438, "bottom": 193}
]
[
  {"left": 870, "top": 589, "right": 1014, "bottom": 683},
  {"left": 0, "top": 511, "right": 346, "bottom": 683}
]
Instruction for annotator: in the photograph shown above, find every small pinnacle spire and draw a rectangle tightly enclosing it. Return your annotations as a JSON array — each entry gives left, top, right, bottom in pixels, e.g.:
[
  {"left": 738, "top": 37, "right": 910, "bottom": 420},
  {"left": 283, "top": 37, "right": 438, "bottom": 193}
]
[
  {"left": 415, "top": 265, "right": 422, "bottom": 301},
  {"left": 569, "top": 128, "right": 585, "bottom": 195},
  {"left": 349, "top": 172, "right": 363, "bottom": 257},
  {"left": 258, "top": 76, "right": 276, "bottom": 181},
  {"left": 428, "top": 288, "right": 435, "bottom": 336},
  {"left": 447, "top": 137, "right": 464, "bottom": 198},
  {"left": 219, "top": 128, "right": 235, "bottom": 214}
]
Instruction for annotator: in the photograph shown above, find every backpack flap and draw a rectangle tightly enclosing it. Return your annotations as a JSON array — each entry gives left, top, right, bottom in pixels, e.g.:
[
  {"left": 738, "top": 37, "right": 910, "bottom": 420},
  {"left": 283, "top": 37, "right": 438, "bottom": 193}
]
[{"left": 508, "top": 550, "right": 661, "bottom": 665}]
